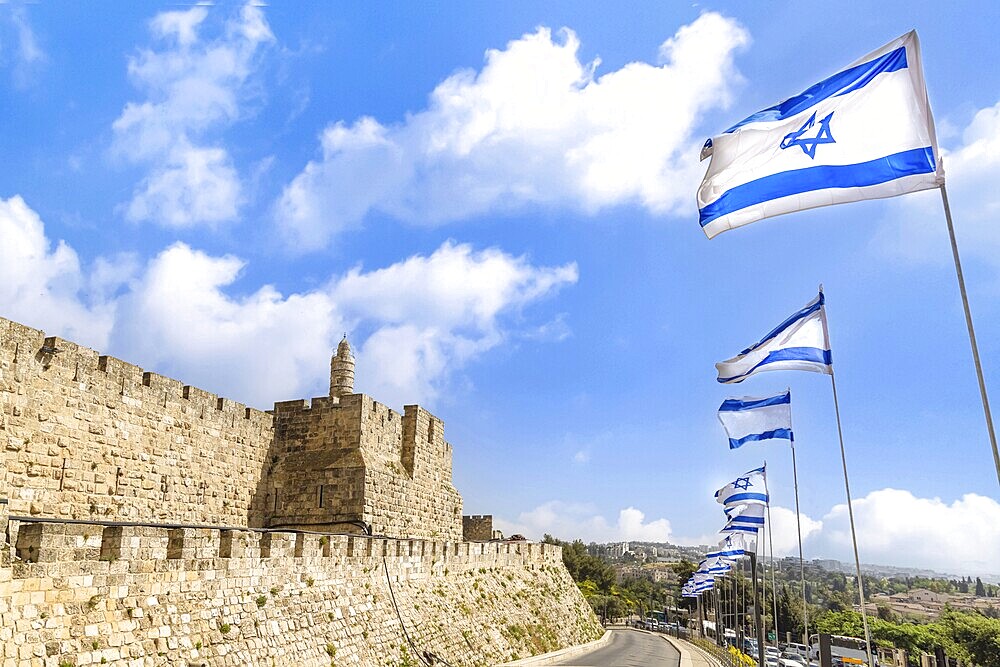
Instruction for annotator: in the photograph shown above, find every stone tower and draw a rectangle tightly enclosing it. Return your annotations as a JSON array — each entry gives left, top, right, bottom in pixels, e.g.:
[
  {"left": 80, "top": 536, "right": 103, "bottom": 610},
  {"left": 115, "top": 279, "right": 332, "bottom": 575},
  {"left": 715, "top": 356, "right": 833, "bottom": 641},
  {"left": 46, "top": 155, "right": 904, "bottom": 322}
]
[{"left": 330, "top": 335, "right": 355, "bottom": 398}]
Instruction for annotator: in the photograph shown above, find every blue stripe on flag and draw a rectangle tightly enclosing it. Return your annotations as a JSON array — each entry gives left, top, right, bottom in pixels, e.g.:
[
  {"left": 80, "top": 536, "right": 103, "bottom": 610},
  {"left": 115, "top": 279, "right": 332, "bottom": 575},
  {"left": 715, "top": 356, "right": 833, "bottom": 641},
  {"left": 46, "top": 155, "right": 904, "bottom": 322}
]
[
  {"left": 738, "top": 296, "right": 823, "bottom": 357},
  {"left": 719, "top": 392, "right": 790, "bottom": 412},
  {"left": 723, "top": 46, "right": 908, "bottom": 133},
  {"left": 722, "top": 492, "right": 769, "bottom": 504},
  {"left": 730, "top": 516, "right": 765, "bottom": 525},
  {"left": 699, "top": 147, "right": 936, "bottom": 228},
  {"left": 729, "top": 428, "right": 793, "bottom": 449},
  {"left": 718, "top": 347, "right": 832, "bottom": 384},
  {"left": 722, "top": 525, "right": 760, "bottom": 534}
]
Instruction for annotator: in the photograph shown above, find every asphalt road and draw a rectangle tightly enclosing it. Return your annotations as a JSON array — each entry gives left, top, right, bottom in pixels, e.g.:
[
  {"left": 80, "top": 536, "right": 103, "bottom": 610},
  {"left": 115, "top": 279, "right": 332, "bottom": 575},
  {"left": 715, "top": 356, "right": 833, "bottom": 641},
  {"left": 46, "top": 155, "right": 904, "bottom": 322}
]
[{"left": 552, "top": 628, "right": 681, "bottom": 666}]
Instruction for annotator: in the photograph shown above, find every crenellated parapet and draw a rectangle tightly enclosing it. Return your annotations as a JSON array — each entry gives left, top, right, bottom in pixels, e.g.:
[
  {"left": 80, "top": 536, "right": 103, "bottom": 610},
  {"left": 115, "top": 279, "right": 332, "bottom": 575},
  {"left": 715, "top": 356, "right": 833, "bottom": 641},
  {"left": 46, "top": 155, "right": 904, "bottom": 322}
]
[
  {"left": 264, "top": 393, "right": 462, "bottom": 540},
  {"left": 1, "top": 519, "right": 591, "bottom": 667},
  {"left": 0, "top": 317, "right": 274, "bottom": 530}
]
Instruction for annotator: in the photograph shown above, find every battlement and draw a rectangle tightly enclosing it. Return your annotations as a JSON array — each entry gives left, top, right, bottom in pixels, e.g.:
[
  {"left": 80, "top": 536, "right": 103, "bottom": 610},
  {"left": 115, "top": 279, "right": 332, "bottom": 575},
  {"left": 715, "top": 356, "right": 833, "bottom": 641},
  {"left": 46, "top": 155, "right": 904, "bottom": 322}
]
[
  {"left": 0, "top": 318, "right": 273, "bottom": 427},
  {"left": 0, "top": 518, "right": 596, "bottom": 667},
  {"left": 2, "top": 312, "right": 464, "bottom": 544},
  {"left": 9, "top": 520, "right": 561, "bottom": 569}
]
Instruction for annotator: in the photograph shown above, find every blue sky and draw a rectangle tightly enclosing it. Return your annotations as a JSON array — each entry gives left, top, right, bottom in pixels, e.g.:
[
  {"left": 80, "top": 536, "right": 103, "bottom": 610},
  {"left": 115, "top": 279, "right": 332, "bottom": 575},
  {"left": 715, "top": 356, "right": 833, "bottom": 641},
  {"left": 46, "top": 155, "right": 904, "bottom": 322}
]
[{"left": 2, "top": 1, "right": 999, "bottom": 574}]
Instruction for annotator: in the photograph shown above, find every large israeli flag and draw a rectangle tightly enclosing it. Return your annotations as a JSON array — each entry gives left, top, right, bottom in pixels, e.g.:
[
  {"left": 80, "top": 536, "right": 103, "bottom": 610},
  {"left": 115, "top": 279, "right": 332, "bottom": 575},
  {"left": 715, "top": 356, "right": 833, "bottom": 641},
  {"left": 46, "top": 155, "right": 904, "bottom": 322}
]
[
  {"left": 698, "top": 30, "right": 943, "bottom": 239},
  {"left": 715, "top": 465, "right": 768, "bottom": 507},
  {"left": 718, "top": 390, "right": 793, "bottom": 449},
  {"left": 716, "top": 292, "right": 831, "bottom": 384}
]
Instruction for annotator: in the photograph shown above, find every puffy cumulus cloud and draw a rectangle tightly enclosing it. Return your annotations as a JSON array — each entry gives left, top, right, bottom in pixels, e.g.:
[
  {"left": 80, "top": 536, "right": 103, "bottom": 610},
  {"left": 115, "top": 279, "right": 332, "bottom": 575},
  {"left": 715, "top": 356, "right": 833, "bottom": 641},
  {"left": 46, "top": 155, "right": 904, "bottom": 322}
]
[
  {"left": 0, "top": 197, "right": 575, "bottom": 409},
  {"left": 110, "top": 242, "right": 339, "bottom": 407},
  {"left": 805, "top": 489, "right": 1000, "bottom": 575},
  {"left": 275, "top": 12, "right": 750, "bottom": 250},
  {"left": 0, "top": 196, "right": 114, "bottom": 348},
  {"left": 111, "top": 241, "right": 574, "bottom": 408},
  {"left": 877, "top": 100, "right": 1000, "bottom": 268},
  {"left": 495, "top": 501, "right": 674, "bottom": 543},
  {"left": 336, "top": 242, "right": 578, "bottom": 407},
  {"left": 113, "top": 3, "right": 273, "bottom": 227},
  {"left": 765, "top": 504, "right": 823, "bottom": 557}
]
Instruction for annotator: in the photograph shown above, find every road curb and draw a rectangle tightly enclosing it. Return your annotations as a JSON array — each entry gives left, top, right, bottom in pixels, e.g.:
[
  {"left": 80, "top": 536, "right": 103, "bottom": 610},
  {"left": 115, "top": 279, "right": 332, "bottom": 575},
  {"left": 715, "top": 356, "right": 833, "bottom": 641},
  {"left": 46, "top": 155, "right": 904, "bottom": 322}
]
[
  {"left": 499, "top": 629, "right": 613, "bottom": 666},
  {"left": 663, "top": 636, "right": 725, "bottom": 667}
]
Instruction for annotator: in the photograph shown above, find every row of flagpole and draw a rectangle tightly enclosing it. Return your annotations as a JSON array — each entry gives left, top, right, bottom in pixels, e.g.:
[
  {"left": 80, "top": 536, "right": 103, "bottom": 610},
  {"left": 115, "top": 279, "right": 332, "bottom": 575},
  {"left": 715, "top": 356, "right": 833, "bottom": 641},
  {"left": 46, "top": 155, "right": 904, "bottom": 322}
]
[
  {"left": 681, "top": 290, "right": 875, "bottom": 667},
  {"left": 681, "top": 25, "right": 1000, "bottom": 667}
]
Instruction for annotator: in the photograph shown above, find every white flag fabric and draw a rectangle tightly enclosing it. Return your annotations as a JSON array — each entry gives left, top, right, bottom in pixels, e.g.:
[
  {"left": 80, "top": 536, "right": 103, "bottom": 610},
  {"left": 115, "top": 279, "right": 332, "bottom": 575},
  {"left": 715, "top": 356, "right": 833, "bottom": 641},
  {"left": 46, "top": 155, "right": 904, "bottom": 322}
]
[
  {"left": 722, "top": 502, "right": 766, "bottom": 535},
  {"left": 698, "top": 556, "right": 733, "bottom": 575},
  {"left": 718, "top": 390, "right": 793, "bottom": 449},
  {"left": 716, "top": 292, "right": 831, "bottom": 384},
  {"left": 718, "top": 530, "right": 758, "bottom": 555},
  {"left": 716, "top": 465, "right": 768, "bottom": 507},
  {"left": 707, "top": 536, "right": 746, "bottom": 561},
  {"left": 697, "top": 30, "right": 943, "bottom": 239}
]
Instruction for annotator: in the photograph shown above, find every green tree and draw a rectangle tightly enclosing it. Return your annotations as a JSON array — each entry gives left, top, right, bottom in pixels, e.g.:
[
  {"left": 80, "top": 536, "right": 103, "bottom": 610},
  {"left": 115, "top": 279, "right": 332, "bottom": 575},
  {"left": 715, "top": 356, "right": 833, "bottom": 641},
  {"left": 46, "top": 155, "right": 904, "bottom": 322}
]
[{"left": 975, "top": 577, "right": 986, "bottom": 597}]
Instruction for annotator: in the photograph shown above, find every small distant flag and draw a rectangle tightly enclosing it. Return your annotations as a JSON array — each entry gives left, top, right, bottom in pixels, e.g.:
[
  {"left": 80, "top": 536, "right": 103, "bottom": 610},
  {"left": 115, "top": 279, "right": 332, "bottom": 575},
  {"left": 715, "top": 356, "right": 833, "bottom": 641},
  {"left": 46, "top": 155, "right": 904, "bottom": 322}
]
[
  {"left": 715, "top": 465, "right": 768, "bottom": 507},
  {"left": 716, "top": 292, "right": 832, "bottom": 384},
  {"left": 697, "top": 30, "right": 943, "bottom": 239},
  {"left": 718, "top": 390, "right": 793, "bottom": 449}
]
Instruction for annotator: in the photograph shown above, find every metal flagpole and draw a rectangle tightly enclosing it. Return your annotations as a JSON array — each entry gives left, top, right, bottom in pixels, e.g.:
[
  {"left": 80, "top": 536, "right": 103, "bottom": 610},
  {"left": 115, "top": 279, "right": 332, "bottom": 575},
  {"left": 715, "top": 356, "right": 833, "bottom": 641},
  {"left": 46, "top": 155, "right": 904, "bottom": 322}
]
[
  {"left": 791, "top": 441, "right": 809, "bottom": 643},
  {"left": 939, "top": 184, "right": 1000, "bottom": 486},
  {"left": 829, "top": 369, "right": 875, "bottom": 667},
  {"left": 762, "top": 464, "right": 780, "bottom": 646},
  {"left": 751, "top": 552, "right": 765, "bottom": 667}
]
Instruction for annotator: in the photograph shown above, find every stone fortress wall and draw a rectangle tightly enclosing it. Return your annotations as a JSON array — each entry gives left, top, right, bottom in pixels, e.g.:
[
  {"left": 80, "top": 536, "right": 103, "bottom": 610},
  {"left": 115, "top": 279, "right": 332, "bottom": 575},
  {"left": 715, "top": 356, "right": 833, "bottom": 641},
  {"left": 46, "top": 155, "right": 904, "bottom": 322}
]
[
  {"left": 2, "top": 523, "right": 599, "bottom": 667},
  {"left": 0, "top": 315, "right": 603, "bottom": 666},
  {"left": 0, "top": 317, "right": 461, "bottom": 540},
  {"left": 0, "top": 317, "right": 275, "bottom": 528}
]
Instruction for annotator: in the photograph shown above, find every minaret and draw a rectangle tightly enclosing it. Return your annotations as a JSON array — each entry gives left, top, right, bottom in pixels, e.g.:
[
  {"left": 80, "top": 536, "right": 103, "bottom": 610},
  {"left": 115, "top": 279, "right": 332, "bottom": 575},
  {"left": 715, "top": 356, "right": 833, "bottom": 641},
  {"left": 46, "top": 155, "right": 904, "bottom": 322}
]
[{"left": 330, "top": 335, "right": 355, "bottom": 398}]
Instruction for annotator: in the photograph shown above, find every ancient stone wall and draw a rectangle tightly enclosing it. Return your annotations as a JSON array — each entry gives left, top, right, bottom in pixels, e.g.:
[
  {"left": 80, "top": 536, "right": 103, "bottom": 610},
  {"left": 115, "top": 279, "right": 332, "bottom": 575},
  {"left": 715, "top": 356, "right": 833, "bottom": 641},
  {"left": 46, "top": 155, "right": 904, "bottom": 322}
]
[
  {"left": 463, "top": 515, "right": 494, "bottom": 541},
  {"left": 362, "top": 401, "right": 462, "bottom": 541},
  {"left": 265, "top": 394, "right": 463, "bottom": 540},
  {"left": 1, "top": 521, "right": 602, "bottom": 667},
  {"left": 1, "top": 316, "right": 464, "bottom": 541},
  {"left": 265, "top": 395, "right": 368, "bottom": 532},
  {"left": 0, "top": 318, "right": 274, "bottom": 528}
]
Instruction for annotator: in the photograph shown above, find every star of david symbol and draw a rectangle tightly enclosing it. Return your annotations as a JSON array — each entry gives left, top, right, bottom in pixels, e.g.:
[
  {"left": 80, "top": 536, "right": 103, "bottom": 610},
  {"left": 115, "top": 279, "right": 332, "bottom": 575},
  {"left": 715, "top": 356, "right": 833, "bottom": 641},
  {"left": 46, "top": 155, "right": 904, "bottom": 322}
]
[
  {"left": 733, "top": 477, "right": 752, "bottom": 490},
  {"left": 780, "top": 111, "right": 836, "bottom": 159}
]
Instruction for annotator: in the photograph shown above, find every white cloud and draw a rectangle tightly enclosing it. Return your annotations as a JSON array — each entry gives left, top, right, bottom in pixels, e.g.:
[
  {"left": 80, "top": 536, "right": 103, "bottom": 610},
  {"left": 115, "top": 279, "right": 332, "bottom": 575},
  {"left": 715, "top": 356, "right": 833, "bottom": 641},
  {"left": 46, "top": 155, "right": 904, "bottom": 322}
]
[
  {"left": 878, "top": 100, "right": 1000, "bottom": 269},
  {"left": 495, "top": 501, "right": 674, "bottom": 543},
  {"left": 765, "top": 504, "right": 823, "bottom": 557},
  {"left": 111, "top": 240, "right": 575, "bottom": 408},
  {"left": 0, "top": 5, "right": 45, "bottom": 87},
  {"left": 805, "top": 488, "right": 1000, "bottom": 576},
  {"left": 110, "top": 242, "right": 339, "bottom": 407},
  {"left": 1, "top": 197, "right": 575, "bottom": 409},
  {"left": 275, "top": 12, "right": 750, "bottom": 250},
  {"left": 498, "top": 489, "right": 999, "bottom": 575},
  {"left": 0, "top": 196, "right": 113, "bottom": 349},
  {"left": 112, "top": 3, "right": 273, "bottom": 227}
]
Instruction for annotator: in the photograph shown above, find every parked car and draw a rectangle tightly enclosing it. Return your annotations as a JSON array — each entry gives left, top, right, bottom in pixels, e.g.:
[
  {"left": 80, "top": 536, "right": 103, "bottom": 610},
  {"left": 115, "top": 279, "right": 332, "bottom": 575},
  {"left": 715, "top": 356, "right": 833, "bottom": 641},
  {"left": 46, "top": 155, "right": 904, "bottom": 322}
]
[{"left": 779, "top": 651, "right": 808, "bottom": 667}]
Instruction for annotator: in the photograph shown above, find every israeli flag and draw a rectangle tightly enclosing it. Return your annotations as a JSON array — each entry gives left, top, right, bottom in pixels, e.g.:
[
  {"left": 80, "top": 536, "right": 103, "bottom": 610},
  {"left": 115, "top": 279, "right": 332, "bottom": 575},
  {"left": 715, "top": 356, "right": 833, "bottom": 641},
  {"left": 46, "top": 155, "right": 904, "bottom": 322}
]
[
  {"left": 698, "top": 30, "right": 943, "bottom": 239},
  {"left": 698, "top": 557, "right": 733, "bottom": 576},
  {"left": 721, "top": 503, "right": 766, "bottom": 535},
  {"left": 719, "top": 531, "right": 758, "bottom": 554},
  {"left": 716, "top": 292, "right": 831, "bottom": 384},
  {"left": 715, "top": 465, "right": 768, "bottom": 507},
  {"left": 718, "top": 390, "right": 793, "bottom": 449},
  {"left": 710, "top": 535, "right": 747, "bottom": 560}
]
